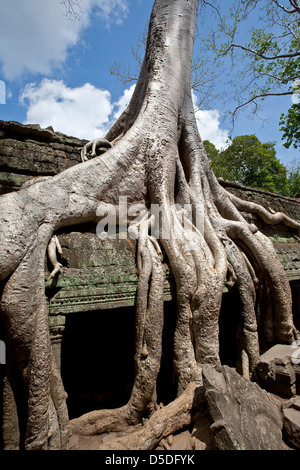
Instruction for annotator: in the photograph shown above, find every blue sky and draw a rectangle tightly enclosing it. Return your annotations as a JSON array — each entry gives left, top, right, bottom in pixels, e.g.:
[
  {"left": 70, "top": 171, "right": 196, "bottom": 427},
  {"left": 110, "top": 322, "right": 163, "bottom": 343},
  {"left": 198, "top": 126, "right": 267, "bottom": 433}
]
[{"left": 0, "top": 0, "right": 298, "bottom": 167}]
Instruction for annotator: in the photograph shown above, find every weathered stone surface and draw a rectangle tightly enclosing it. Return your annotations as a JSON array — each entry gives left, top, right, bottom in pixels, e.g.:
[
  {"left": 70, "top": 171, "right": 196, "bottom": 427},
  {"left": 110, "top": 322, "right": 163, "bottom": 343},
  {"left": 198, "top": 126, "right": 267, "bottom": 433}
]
[
  {"left": 0, "top": 171, "right": 29, "bottom": 193},
  {"left": 0, "top": 120, "right": 87, "bottom": 195},
  {"left": 255, "top": 344, "right": 300, "bottom": 396},
  {"left": 45, "top": 230, "right": 175, "bottom": 314},
  {"left": 0, "top": 120, "right": 54, "bottom": 141},
  {"left": 275, "top": 244, "right": 300, "bottom": 282},
  {"left": 202, "top": 364, "right": 284, "bottom": 450},
  {"left": 282, "top": 396, "right": 300, "bottom": 449},
  {"left": 191, "top": 413, "right": 216, "bottom": 450},
  {"left": 164, "top": 430, "right": 193, "bottom": 450}
]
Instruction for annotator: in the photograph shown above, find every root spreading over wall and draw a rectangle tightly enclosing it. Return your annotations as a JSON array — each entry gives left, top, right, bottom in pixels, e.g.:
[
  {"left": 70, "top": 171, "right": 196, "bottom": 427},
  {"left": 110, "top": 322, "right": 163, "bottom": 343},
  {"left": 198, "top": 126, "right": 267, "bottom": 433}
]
[{"left": 0, "top": 0, "right": 299, "bottom": 450}]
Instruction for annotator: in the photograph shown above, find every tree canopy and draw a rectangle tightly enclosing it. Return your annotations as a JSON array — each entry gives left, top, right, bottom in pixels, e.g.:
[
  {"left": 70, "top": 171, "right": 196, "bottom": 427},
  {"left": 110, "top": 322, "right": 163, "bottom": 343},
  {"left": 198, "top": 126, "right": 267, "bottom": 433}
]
[
  {"left": 280, "top": 102, "right": 300, "bottom": 149},
  {"left": 195, "top": 0, "right": 300, "bottom": 148},
  {"left": 203, "top": 135, "right": 295, "bottom": 195},
  {"left": 202, "top": 0, "right": 300, "bottom": 109}
]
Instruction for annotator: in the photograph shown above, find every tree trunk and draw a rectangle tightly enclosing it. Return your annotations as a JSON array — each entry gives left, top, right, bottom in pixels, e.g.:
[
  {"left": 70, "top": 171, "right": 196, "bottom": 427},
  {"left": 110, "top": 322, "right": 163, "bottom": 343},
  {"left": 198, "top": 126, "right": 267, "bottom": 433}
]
[{"left": 0, "top": 0, "right": 299, "bottom": 450}]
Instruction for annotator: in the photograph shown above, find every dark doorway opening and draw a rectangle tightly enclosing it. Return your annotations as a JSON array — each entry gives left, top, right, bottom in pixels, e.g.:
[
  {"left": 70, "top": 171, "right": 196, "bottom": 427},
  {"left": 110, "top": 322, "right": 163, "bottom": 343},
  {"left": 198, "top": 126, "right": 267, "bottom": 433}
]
[
  {"left": 219, "top": 287, "right": 242, "bottom": 368},
  {"left": 61, "top": 307, "right": 136, "bottom": 420},
  {"left": 291, "top": 280, "right": 300, "bottom": 332},
  {"left": 60, "top": 301, "right": 178, "bottom": 420},
  {"left": 157, "top": 301, "right": 177, "bottom": 405}
]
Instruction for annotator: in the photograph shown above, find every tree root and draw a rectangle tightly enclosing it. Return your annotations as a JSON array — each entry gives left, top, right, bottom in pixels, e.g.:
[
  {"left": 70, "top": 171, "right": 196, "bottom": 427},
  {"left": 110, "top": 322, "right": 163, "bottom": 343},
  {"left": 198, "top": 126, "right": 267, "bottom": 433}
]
[
  {"left": 229, "top": 192, "right": 300, "bottom": 234},
  {"left": 70, "top": 383, "right": 200, "bottom": 451},
  {"left": 47, "top": 235, "right": 63, "bottom": 280},
  {"left": 81, "top": 138, "right": 112, "bottom": 161},
  {"left": 98, "top": 382, "right": 199, "bottom": 451}
]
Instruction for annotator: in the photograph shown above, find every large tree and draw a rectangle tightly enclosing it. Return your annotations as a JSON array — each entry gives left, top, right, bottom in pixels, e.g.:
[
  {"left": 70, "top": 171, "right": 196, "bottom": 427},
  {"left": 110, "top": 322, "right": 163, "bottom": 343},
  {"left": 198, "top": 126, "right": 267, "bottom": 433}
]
[
  {"left": 0, "top": 0, "right": 299, "bottom": 450},
  {"left": 204, "top": 135, "right": 290, "bottom": 195}
]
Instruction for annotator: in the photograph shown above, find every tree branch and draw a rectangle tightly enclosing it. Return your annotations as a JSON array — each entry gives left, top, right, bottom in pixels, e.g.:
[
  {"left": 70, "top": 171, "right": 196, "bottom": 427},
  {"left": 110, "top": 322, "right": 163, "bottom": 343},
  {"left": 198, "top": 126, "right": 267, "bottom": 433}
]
[
  {"left": 201, "top": 0, "right": 224, "bottom": 23},
  {"left": 233, "top": 91, "right": 294, "bottom": 117},
  {"left": 60, "top": 0, "right": 83, "bottom": 20},
  {"left": 110, "top": 62, "right": 139, "bottom": 84},
  {"left": 226, "top": 43, "right": 300, "bottom": 60},
  {"left": 271, "top": 0, "right": 300, "bottom": 14}
]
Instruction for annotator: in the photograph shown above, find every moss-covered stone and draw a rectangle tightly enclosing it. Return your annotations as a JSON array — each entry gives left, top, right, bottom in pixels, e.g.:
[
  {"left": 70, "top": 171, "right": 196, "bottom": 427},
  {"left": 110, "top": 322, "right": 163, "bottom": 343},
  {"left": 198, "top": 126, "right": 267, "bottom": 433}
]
[{"left": 45, "top": 231, "right": 175, "bottom": 314}]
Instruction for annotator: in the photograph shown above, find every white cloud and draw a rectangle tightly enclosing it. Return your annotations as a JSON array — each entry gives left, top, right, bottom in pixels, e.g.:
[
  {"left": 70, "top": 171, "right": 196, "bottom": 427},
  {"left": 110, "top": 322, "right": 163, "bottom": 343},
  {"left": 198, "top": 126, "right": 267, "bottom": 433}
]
[
  {"left": 192, "top": 91, "right": 231, "bottom": 150},
  {"left": 0, "top": 0, "right": 128, "bottom": 81},
  {"left": 20, "top": 80, "right": 231, "bottom": 147},
  {"left": 93, "top": 0, "right": 129, "bottom": 26},
  {"left": 195, "top": 109, "right": 231, "bottom": 150},
  {"left": 113, "top": 84, "right": 136, "bottom": 119},
  {"left": 20, "top": 79, "right": 135, "bottom": 140}
]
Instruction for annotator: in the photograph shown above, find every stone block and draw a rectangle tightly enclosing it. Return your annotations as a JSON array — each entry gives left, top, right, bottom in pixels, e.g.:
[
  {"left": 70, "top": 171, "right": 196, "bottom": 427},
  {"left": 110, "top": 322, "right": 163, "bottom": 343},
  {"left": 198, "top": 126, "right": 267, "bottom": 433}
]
[
  {"left": 282, "top": 396, "right": 300, "bottom": 449},
  {"left": 202, "top": 364, "right": 284, "bottom": 450},
  {"left": 255, "top": 344, "right": 300, "bottom": 397}
]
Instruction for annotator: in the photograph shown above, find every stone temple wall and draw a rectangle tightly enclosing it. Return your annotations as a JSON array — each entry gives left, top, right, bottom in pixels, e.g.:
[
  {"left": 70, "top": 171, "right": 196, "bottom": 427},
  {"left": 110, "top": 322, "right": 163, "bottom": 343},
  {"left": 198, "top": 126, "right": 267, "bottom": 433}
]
[
  {"left": 0, "top": 120, "right": 86, "bottom": 194},
  {"left": 0, "top": 119, "right": 300, "bottom": 369}
]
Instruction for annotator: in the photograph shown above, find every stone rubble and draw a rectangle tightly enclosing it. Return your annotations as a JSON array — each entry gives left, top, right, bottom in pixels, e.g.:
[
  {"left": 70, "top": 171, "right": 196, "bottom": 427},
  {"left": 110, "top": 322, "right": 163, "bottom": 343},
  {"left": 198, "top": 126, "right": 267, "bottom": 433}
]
[
  {"left": 255, "top": 344, "right": 300, "bottom": 396},
  {"left": 282, "top": 394, "right": 300, "bottom": 449}
]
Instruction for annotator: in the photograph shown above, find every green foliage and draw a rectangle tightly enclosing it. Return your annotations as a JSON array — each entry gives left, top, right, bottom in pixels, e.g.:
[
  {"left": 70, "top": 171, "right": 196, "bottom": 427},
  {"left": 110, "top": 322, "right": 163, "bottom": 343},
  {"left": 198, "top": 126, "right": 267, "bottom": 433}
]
[
  {"left": 204, "top": 135, "right": 291, "bottom": 195},
  {"left": 286, "top": 159, "right": 300, "bottom": 195},
  {"left": 280, "top": 103, "right": 300, "bottom": 149},
  {"left": 202, "top": 139, "right": 219, "bottom": 161},
  {"left": 201, "top": 0, "right": 300, "bottom": 135}
]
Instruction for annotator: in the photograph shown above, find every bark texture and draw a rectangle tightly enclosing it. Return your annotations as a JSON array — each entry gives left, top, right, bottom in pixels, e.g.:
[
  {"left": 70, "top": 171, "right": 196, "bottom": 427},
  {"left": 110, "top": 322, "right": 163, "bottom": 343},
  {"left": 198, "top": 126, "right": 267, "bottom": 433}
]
[{"left": 0, "top": 0, "right": 299, "bottom": 450}]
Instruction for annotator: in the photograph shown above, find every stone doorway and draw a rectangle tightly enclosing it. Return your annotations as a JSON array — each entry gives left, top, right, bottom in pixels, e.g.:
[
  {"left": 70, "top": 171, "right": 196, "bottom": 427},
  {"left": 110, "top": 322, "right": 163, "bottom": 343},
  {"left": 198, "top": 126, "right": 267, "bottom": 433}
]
[
  {"left": 291, "top": 280, "right": 300, "bottom": 332},
  {"left": 60, "top": 307, "right": 136, "bottom": 420},
  {"left": 60, "top": 301, "right": 178, "bottom": 420},
  {"left": 219, "top": 287, "right": 242, "bottom": 369}
]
